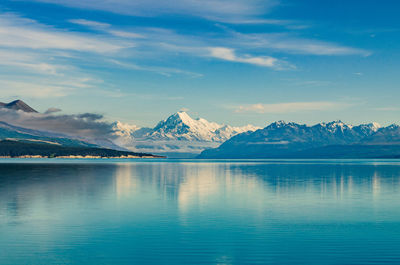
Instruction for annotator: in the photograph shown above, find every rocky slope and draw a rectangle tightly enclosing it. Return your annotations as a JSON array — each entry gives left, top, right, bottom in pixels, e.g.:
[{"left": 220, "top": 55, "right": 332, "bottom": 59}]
[{"left": 0, "top": 100, "right": 38, "bottom": 113}]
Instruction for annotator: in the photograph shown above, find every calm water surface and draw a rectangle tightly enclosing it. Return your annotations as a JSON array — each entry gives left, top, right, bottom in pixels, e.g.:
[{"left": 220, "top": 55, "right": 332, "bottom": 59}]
[{"left": 1, "top": 159, "right": 400, "bottom": 264}]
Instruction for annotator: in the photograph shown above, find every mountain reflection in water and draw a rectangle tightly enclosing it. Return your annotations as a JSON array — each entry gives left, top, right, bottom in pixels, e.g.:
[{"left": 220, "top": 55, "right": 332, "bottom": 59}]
[{"left": 1, "top": 160, "right": 400, "bottom": 264}]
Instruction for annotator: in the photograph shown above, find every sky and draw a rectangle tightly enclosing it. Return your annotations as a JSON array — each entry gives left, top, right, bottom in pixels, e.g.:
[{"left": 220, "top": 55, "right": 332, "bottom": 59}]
[{"left": 0, "top": 0, "right": 399, "bottom": 127}]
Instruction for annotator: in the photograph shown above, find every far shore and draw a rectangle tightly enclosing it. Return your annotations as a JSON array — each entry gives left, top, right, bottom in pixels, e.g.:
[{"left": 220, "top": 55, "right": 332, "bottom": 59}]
[{"left": 0, "top": 155, "right": 165, "bottom": 159}]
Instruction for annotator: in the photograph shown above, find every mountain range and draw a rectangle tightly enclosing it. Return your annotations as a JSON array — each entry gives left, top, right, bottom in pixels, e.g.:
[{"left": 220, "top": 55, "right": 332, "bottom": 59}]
[
  {"left": 0, "top": 100, "right": 260, "bottom": 157},
  {"left": 0, "top": 100, "right": 162, "bottom": 158},
  {"left": 112, "top": 111, "right": 260, "bottom": 157},
  {"left": 198, "top": 120, "right": 400, "bottom": 158},
  {"left": 2, "top": 99, "right": 400, "bottom": 159}
]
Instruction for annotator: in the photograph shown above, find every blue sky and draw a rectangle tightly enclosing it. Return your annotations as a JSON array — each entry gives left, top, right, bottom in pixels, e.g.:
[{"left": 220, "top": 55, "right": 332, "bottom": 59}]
[{"left": 0, "top": 0, "right": 399, "bottom": 127}]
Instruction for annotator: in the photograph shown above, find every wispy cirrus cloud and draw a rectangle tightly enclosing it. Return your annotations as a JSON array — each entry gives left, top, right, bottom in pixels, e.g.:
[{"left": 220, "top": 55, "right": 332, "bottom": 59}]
[
  {"left": 215, "top": 18, "right": 310, "bottom": 29},
  {"left": 109, "top": 59, "right": 203, "bottom": 78},
  {"left": 0, "top": 8, "right": 372, "bottom": 104},
  {"left": 0, "top": 77, "right": 101, "bottom": 98},
  {"left": 30, "top": 0, "right": 278, "bottom": 22},
  {"left": 68, "top": 19, "right": 111, "bottom": 29},
  {"left": 229, "top": 31, "right": 371, "bottom": 56},
  {"left": 0, "top": 13, "right": 129, "bottom": 53},
  {"left": 265, "top": 38, "right": 370, "bottom": 56},
  {"left": 0, "top": 80, "right": 72, "bottom": 98},
  {"left": 0, "top": 49, "right": 64, "bottom": 76},
  {"left": 0, "top": 13, "right": 206, "bottom": 100},
  {"left": 66, "top": 17, "right": 370, "bottom": 73},
  {"left": 67, "top": 20, "right": 293, "bottom": 70},
  {"left": 234, "top": 101, "right": 353, "bottom": 114},
  {"left": 108, "top": 30, "right": 145, "bottom": 39},
  {"left": 69, "top": 19, "right": 146, "bottom": 39},
  {"left": 209, "top": 47, "right": 293, "bottom": 69}
]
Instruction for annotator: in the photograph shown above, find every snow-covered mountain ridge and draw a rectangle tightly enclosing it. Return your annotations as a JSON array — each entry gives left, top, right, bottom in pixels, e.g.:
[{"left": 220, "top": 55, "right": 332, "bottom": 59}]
[
  {"left": 198, "top": 120, "right": 400, "bottom": 159},
  {"left": 112, "top": 111, "right": 260, "bottom": 155},
  {"left": 2, "top": 99, "right": 397, "bottom": 158},
  {"left": 148, "top": 111, "right": 259, "bottom": 141},
  {"left": 113, "top": 111, "right": 260, "bottom": 142}
]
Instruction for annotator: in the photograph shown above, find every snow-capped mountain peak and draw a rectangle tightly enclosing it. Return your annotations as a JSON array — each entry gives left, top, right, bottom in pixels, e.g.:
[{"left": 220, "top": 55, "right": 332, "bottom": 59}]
[
  {"left": 111, "top": 111, "right": 260, "bottom": 155},
  {"left": 325, "top": 120, "right": 353, "bottom": 132},
  {"left": 386, "top": 123, "right": 399, "bottom": 129},
  {"left": 112, "top": 121, "right": 140, "bottom": 137},
  {"left": 370, "top": 122, "right": 381, "bottom": 129},
  {"left": 364, "top": 122, "right": 381, "bottom": 132},
  {"left": 174, "top": 111, "right": 196, "bottom": 124},
  {"left": 149, "top": 111, "right": 256, "bottom": 141},
  {"left": 269, "top": 120, "right": 287, "bottom": 128}
]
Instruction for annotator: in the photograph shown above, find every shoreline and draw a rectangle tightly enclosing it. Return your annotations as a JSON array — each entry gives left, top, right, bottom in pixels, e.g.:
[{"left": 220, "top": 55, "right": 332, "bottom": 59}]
[{"left": 0, "top": 155, "right": 165, "bottom": 159}]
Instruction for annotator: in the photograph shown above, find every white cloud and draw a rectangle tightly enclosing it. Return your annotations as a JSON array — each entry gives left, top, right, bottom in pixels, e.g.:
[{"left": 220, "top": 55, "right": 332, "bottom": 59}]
[
  {"left": 235, "top": 101, "right": 352, "bottom": 114},
  {"left": 0, "top": 13, "right": 129, "bottom": 53},
  {"left": 109, "top": 59, "right": 203, "bottom": 78},
  {"left": 0, "top": 108, "right": 115, "bottom": 139},
  {"left": 273, "top": 41, "right": 370, "bottom": 56},
  {"left": 142, "top": 27, "right": 369, "bottom": 67},
  {"left": 69, "top": 19, "right": 111, "bottom": 29},
  {"left": 0, "top": 80, "right": 71, "bottom": 98},
  {"left": 154, "top": 27, "right": 371, "bottom": 58},
  {"left": 231, "top": 32, "right": 371, "bottom": 56},
  {"left": 69, "top": 19, "right": 145, "bottom": 39},
  {"left": 217, "top": 18, "right": 310, "bottom": 29},
  {"left": 0, "top": 76, "right": 102, "bottom": 98},
  {"left": 0, "top": 9, "right": 372, "bottom": 105},
  {"left": 63, "top": 17, "right": 370, "bottom": 73},
  {"left": 108, "top": 30, "right": 145, "bottom": 39},
  {"left": 0, "top": 14, "right": 136, "bottom": 99},
  {"left": 0, "top": 49, "right": 67, "bottom": 75},
  {"left": 31, "top": 0, "right": 277, "bottom": 22},
  {"left": 221, "top": 18, "right": 293, "bottom": 25},
  {"left": 209, "top": 47, "right": 291, "bottom": 69},
  {"left": 44, "top": 107, "right": 62, "bottom": 114},
  {"left": 29, "top": 2, "right": 369, "bottom": 57}
]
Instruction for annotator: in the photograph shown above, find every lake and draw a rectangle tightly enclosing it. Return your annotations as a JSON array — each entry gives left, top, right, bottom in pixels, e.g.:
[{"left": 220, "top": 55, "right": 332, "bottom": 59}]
[{"left": 1, "top": 159, "right": 400, "bottom": 264}]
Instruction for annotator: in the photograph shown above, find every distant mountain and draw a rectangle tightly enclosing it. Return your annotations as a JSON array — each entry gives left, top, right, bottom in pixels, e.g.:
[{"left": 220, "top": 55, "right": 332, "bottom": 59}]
[
  {"left": 361, "top": 124, "right": 400, "bottom": 144},
  {"left": 9, "top": 99, "right": 396, "bottom": 159},
  {"left": 148, "top": 111, "right": 259, "bottom": 142},
  {"left": 0, "top": 99, "right": 131, "bottom": 150},
  {"left": 0, "top": 100, "right": 38, "bottom": 113},
  {"left": 0, "top": 116, "right": 160, "bottom": 158},
  {"left": 0, "top": 121, "right": 98, "bottom": 148},
  {"left": 0, "top": 100, "right": 259, "bottom": 156},
  {"left": 112, "top": 111, "right": 260, "bottom": 157},
  {"left": 197, "top": 120, "right": 400, "bottom": 159}
]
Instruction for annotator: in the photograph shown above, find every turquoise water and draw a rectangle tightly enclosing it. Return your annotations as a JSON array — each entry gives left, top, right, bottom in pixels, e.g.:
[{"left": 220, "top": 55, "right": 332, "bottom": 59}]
[{"left": 1, "top": 159, "right": 400, "bottom": 264}]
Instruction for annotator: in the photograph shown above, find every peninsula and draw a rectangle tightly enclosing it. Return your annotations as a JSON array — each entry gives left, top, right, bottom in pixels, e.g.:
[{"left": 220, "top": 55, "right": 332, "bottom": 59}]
[{"left": 0, "top": 140, "right": 165, "bottom": 159}]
